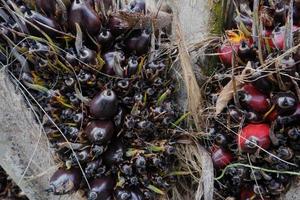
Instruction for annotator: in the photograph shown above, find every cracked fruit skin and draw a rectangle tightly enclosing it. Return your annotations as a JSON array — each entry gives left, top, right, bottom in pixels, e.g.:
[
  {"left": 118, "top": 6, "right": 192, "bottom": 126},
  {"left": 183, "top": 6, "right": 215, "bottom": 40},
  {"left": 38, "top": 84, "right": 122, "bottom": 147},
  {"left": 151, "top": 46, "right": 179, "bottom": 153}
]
[{"left": 238, "top": 124, "right": 270, "bottom": 153}]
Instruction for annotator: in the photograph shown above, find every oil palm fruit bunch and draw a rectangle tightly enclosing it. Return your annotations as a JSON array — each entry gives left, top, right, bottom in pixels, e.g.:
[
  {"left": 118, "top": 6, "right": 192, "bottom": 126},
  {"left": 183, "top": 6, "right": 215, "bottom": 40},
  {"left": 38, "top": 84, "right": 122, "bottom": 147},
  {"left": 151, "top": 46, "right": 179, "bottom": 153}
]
[
  {"left": 204, "top": 0, "right": 300, "bottom": 199},
  {"left": 0, "top": 167, "right": 28, "bottom": 199},
  {"left": 0, "top": 0, "right": 182, "bottom": 199}
]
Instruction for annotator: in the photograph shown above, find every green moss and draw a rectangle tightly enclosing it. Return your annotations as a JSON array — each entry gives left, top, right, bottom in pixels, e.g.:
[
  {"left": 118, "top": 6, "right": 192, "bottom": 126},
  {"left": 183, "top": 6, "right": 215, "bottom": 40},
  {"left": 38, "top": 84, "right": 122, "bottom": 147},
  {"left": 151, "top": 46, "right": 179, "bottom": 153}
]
[{"left": 210, "top": 1, "right": 224, "bottom": 35}]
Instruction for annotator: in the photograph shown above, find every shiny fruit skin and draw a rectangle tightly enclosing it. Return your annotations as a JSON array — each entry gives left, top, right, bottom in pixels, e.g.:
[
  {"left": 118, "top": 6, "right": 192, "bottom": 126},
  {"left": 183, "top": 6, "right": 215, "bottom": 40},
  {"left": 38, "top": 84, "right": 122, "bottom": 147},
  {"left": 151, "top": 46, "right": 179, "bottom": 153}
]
[
  {"left": 125, "top": 30, "right": 150, "bottom": 56},
  {"left": 69, "top": 0, "right": 101, "bottom": 35},
  {"left": 49, "top": 168, "right": 82, "bottom": 195},
  {"left": 84, "top": 120, "right": 114, "bottom": 144},
  {"left": 273, "top": 92, "right": 298, "bottom": 116},
  {"left": 239, "top": 84, "right": 270, "bottom": 113},
  {"left": 238, "top": 124, "right": 270, "bottom": 153},
  {"left": 88, "top": 176, "right": 115, "bottom": 200},
  {"left": 211, "top": 147, "right": 233, "bottom": 168},
  {"left": 218, "top": 42, "right": 239, "bottom": 66},
  {"left": 89, "top": 89, "right": 118, "bottom": 120},
  {"left": 26, "top": 11, "right": 60, "bottom": 37}
]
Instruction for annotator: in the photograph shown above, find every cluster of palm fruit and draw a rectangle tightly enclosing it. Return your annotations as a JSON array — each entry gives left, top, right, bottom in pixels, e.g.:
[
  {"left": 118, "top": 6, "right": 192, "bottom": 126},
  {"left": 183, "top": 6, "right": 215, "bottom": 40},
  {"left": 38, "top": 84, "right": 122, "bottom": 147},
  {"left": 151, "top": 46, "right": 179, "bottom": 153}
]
[
  {"left": 0, "top": 0, "right": 180, "bottom": 199},
  {"left": 0, "top": 167, "right": 28, "bottom": 200},
  {"left": 204, "top": 0, "right": 300, "bottom": 199}
]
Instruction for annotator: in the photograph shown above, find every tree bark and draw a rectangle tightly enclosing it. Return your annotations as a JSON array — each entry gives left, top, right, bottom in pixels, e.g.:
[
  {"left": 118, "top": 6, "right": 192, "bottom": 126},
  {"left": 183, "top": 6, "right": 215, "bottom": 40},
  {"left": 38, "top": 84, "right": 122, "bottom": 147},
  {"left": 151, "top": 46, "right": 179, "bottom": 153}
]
[{"left": 0, "top": 71, "right": 85, "bottom": 200}]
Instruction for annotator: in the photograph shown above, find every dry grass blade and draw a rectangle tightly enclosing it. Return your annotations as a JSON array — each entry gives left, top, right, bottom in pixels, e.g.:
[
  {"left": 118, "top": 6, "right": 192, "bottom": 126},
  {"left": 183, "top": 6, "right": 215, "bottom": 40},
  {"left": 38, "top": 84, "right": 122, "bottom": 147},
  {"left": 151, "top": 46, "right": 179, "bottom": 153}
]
[
  {"left": 175, "top": 16, "right": 203, "bottom": 131},
  {"left": 176, "top": 142, "right": 214, "bottom": 200},
  {"left": 215, "top": 62, "right": 254, "bottom": 115}
]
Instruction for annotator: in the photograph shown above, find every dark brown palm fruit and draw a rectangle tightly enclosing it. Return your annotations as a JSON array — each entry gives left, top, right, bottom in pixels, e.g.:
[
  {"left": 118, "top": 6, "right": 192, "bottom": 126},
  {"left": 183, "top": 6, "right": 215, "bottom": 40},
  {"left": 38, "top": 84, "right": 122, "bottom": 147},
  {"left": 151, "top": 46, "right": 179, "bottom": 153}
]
[
  {"left": 84, "top": 120, "right": 114, "bottom": 144},
  {"left": 125, "top": 29, "right": 150, "bottom": 55},
  {"left": 102, "top": 51, "right": 126, "bottom": 76},
  {"left": 294, "top": 1, "right": 300, "bottom": 26},
  {"left": 88, "top": 176, "right": 115, "bottom": 200},
  {"left": 274, "top": 1, "right": 286, "bottom": 26},
  {"left": 25, "top": 10, "right": 60, "bottom": 37},
  {"left": 36, "top": 0, "right": 56, "bottom": 17},
  {"left": 276, "top": 104, "right": 300, "bottom": 126},
  {"left": 97, "top": 29, "right": 113, "bottom": 50},
  {"left": 78, "top": 46, "right": 97, "bottom": 65},
  {"left": 250, "top": 70, "right": 273, "bottom": 94},
  {"left": 102, "top": 141, "right": 124, "bottom": 166},
  {"left": 237, "top": 41, "right": 256, "bottom": 62},
  {"left": 89, "top": 89, "right": 118, "bottom": 119},
  {"left": 273, "top": 92, "right": 298, "bottom": 116},
  {"left": 68, "top": 0, "right": 101, "bottom": 35},
  {"left": 129, "top": 0, "right": 146, "bottom": 13},
  {"left": 214, "top": 133, "right": 228, "bottom": 147},
  {"left": 49, "top": 168, "right": 82, "bottom": 195}
]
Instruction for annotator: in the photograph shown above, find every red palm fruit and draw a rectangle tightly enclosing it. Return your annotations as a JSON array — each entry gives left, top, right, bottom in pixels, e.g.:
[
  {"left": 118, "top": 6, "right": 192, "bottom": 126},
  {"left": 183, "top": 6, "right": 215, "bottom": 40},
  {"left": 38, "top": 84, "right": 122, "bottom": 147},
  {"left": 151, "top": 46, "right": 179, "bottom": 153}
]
[
  {"left": 89, "top": 89, "right": 118, "bottom": 119},
  {"left": 211, "top": 146, "right": 233, "bottom": 168},
  {"left": 88, "top": 176, "right": 115, "bottom": 200},
  {"left": 265, "top": 109, "right": 278, "bottom": 122},
  {"left": 218, "top": 42, "right": 239, "bottom": 66},
  {"left": 272, "top": 26, "right": 300, "bottom": 50},
  {"left": 238, "top": 124, "right": 270, "bottom": 153},
  {"left": 49, "top": 168, "right": 82, "bottom": 195},
  {"left": 238, "top": 84, "right": 270, "bottom": 113},
  {"left": 69, "top": 0, "right": 101, "bottom": 35},
  {"left": 84, "top": 120, "right": 114, "bottom": 145}
]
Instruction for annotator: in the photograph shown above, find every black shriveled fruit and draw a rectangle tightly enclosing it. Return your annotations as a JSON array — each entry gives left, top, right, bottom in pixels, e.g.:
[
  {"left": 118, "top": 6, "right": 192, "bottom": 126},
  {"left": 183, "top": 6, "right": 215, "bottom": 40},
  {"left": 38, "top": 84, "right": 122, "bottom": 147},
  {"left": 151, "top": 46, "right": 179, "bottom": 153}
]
[
  {"left": 88, "top": 176, "right": 115, "bottom": 200},
  {"left": 103, "top": 141, "right": 124, "bottom": 166},
  {"left": 89, "top": 89, "right": 118, "bottom": 119},
  {"left": 84, "top": 120, "right": 114, "bottom": 144},
  {"left": 69, "top": 0, "right": 101, "bottom": 35},
  {"left": 48, "top": 168, "right": 82, "bottom": 195}
]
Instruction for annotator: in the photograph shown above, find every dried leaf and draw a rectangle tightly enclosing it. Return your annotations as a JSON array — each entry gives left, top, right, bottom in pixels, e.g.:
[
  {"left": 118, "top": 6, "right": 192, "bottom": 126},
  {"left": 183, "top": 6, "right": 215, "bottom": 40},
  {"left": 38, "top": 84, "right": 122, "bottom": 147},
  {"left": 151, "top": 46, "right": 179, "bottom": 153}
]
[
  {"left": 215, "top": 63, "right": 254, "bottom": 115},
  {"left": 75, "top": 23, "right": 83, "bottom": 55}
]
